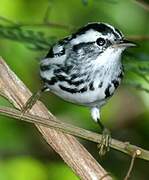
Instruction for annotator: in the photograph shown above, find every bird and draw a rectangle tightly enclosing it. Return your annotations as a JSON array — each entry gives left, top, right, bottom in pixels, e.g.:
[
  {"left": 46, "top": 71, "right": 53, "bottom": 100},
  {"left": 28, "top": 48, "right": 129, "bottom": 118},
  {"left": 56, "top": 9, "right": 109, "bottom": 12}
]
[{"left": 22, "top": 22, "right": 136, "bottom": 155}]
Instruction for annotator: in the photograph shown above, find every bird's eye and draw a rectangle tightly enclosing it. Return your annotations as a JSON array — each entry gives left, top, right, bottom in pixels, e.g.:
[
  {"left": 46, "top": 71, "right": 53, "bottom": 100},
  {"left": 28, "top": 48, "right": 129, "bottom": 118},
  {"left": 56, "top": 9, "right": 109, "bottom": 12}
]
[{"left": 96, "top": 38, "right": 106, "bottom": 46}]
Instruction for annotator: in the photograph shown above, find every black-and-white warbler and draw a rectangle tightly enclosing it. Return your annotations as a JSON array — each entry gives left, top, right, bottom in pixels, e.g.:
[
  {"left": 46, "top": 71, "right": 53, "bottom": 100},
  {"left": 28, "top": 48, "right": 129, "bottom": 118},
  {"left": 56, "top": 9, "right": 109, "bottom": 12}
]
[{"left": 22, "top": 22, "right": 136, "bottom": 155}]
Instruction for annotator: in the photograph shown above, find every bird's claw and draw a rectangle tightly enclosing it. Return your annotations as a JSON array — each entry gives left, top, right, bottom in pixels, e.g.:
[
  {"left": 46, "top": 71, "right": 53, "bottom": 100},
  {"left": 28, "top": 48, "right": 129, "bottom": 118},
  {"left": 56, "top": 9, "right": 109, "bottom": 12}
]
[
  {"left": 20, "top": 86, "right": 48, "bottom": 118},
  {"left": 97, "top": 128, "right": 111, "bottom": 156},
  {"left": 21, "top": 95, "right": 34, "bottom": 114},
  {"left": 20, "top": 95, "right": 35, "bottom": 119},
  {"left": 20, "top": 91, "right": 41, "bottom": 118}
]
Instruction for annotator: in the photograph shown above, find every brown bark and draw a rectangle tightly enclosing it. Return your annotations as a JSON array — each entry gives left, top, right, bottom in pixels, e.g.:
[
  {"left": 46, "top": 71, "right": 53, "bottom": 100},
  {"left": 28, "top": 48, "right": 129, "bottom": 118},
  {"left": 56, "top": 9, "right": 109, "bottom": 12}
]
[{"left": 0, "top": 57, "right": 112, "bottom": 180}]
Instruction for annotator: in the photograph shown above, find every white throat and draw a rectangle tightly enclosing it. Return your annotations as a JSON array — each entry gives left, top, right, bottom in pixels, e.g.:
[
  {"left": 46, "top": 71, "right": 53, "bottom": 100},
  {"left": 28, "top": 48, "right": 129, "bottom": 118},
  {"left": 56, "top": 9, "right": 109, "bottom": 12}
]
[{"left": 96, "top": 47, "right": 124, "bottom": 66}]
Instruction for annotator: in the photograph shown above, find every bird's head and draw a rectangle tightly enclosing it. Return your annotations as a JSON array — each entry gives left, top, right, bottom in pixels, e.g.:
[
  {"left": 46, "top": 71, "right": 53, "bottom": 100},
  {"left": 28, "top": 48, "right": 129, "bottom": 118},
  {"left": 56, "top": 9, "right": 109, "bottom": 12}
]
[{"left": 69, "top": 23, "right": 136, "bottom": 64}]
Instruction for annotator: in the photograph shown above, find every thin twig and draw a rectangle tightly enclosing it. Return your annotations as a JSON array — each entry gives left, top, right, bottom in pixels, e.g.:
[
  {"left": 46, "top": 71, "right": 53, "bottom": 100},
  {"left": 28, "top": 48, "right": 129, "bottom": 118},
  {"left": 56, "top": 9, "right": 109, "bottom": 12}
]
[
  {"left": 134, "top": 0, "right": 149, "bottom": 11},
  {"left": 0, "top": 16, "right": 19, "bottom": 26},
  {"left": 43, "top": 2, "right": 51, "bottom": 23},
  {"left": 0, "top": 106, "right": 148, "bottom": 161},
  {"left": 126, "top": 35, "right": 149, "bottom": 41},
  {"left": 124, "top": 150, "right": 141, "bottom": 180}
]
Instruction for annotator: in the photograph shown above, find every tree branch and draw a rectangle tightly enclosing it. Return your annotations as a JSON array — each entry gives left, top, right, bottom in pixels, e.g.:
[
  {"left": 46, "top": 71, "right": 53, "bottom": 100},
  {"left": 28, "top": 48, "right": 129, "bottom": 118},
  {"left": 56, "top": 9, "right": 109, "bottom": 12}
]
[
  {"left": 126, "top": 35, "right": 149, "bottom": 41},
  {"left": 0, "top": 106, "right": 148, "bottom": 162},
  {"left": 124, "top": 150, "right": 141, "bottom": 180},
  {"left": 134, "top": 0, "right": 149, "bottom": 11},
  {"left": 0, "top": 57, "right": 112, "bottom": 180}
]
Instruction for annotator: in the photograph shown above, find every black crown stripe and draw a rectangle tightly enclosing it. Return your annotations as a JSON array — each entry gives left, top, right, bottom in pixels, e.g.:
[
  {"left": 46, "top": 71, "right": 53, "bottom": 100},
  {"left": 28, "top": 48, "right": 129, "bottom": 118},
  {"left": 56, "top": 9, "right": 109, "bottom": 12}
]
[{"left": 71, "top": 23, "right": 122, "bottom": 39}]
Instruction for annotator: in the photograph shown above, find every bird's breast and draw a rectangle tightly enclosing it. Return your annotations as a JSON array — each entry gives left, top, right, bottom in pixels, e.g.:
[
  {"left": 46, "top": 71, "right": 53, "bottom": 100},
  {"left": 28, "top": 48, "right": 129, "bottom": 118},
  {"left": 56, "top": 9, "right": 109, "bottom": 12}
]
[
  {"left": 48, "top": 73, "right": 122, "bottom": 107},
  {"left": 40, "top": 58, "right": 123, "bottom": 107}
]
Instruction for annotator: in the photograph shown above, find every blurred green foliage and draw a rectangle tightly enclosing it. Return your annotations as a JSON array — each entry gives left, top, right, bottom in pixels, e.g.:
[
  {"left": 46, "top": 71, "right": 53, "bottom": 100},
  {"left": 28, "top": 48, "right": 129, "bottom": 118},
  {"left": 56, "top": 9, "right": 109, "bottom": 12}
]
[
  {"left": 0, "top": 157, "right": 78, "bottom": 180},
  {"left": 0, "top": 0, "right": 148, "bottom": 180}
]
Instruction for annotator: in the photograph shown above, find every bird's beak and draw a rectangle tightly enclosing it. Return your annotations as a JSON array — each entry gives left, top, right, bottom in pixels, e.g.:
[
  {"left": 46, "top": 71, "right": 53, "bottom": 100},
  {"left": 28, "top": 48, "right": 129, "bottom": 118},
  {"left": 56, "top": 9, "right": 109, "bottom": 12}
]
[{"left": 112, "top": 39, "right": 137, "bottom": 48}]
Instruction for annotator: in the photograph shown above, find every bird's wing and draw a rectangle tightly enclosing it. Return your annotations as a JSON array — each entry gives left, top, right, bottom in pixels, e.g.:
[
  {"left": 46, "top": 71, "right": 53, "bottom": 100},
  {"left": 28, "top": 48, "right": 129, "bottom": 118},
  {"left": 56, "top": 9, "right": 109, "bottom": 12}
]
[{"left": 43, "top": 36, "right": 71, "bottom": 64}]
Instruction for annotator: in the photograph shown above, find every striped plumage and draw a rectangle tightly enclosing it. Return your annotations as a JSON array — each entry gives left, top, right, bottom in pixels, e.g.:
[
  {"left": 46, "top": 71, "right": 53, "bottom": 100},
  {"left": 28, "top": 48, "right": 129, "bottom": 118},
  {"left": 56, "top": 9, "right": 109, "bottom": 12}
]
[
  {"left": 40, "top": 23, "right": 125, "bottom": 114},
  {"left": 39, "top": 22, "right": 135, "bottom": 155},
  {"left": 20, "top": 22, "right": 135, "bottom": 155}
]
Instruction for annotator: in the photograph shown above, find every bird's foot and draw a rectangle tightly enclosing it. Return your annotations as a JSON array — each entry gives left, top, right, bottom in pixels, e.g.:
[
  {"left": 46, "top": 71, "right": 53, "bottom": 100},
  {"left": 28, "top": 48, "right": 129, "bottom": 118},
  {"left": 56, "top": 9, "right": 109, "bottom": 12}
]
[
  {"left": 97, "top": 128, "right": 111, "bottom": 156},
  {"left": 20, "top": 89, "right": 44, "bottom": 119},
  {"left": 20, "top": 86, "right": 48, "bottom": 118},
  {"left": 21, "top": 94, "right": 37, "bottom": 115}
]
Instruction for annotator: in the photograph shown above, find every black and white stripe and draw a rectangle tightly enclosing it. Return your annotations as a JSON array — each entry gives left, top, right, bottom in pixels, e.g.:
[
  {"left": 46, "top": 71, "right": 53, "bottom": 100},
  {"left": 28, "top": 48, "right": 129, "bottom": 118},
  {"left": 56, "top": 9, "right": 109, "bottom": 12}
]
[
  {"left": 59, "top": 84, "right": 87, "bottom": 94},
  {"left": 45, "top": 46, "right": 65, "bottom": 58},
  {"left": 71, "top": 22, "right": 123, "bottom": 40},
  {"left": 40, "top": 22, "right": 126, "bottom": 109}
]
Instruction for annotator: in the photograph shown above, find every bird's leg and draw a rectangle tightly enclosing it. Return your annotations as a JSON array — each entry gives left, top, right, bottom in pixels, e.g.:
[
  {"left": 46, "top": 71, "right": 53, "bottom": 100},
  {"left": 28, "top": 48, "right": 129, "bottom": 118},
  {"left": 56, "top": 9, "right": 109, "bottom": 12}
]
[
  {"left": 97, "top": 119, "right": 111, "bottom": 156},
  {"left": 21, "top": 85, "right": 48, "bottom": 116},
  {"left": 91, "top": 107, "right": 111, "bottom": 156}
]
